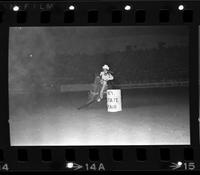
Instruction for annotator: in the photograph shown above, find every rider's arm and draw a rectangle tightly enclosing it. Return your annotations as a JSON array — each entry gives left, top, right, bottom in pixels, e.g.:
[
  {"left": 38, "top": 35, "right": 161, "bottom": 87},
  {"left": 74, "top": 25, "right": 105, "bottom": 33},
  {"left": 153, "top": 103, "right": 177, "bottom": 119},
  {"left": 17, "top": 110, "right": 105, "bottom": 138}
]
[{"left": 108, "top": 73, "right": 114, "bottom": 80}]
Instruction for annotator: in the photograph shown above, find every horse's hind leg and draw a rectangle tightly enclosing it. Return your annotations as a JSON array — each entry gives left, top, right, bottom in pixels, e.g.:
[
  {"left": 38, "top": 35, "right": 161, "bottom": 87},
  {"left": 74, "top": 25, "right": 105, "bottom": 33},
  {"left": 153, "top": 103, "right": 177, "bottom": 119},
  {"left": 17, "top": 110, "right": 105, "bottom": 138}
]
[{"left": 78, "top": 95, "right": 97, "bottom": 110}]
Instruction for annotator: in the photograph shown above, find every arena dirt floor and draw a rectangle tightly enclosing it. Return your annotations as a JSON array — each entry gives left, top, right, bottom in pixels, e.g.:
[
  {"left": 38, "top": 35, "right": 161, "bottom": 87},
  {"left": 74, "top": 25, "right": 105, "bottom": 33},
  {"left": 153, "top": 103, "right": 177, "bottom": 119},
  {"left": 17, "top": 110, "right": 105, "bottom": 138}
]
[{"left": 9, "top": 87, "right": 190, "bottom": 146}]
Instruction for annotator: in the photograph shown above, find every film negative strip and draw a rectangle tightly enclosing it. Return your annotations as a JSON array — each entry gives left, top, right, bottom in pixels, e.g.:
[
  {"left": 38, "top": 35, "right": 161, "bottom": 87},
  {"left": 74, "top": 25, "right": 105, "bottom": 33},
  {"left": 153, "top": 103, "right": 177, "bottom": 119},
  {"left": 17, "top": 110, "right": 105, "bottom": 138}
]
[{"left": 0, "top": 0, "right": 200, "bottom": 172}]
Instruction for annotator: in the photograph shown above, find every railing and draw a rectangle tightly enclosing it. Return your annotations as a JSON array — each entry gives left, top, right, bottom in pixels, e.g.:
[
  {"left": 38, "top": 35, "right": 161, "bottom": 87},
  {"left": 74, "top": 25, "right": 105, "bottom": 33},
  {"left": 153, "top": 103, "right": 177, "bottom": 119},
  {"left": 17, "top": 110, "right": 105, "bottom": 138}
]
[
  {"left": 59, "top": 80, "right": 189, "bottom": 92},
  {"left": 115, "top": 80, "right": 189, "bottom": 89},
  {"left": 9, "top": 80, "right": 190, "bottom": 94}
]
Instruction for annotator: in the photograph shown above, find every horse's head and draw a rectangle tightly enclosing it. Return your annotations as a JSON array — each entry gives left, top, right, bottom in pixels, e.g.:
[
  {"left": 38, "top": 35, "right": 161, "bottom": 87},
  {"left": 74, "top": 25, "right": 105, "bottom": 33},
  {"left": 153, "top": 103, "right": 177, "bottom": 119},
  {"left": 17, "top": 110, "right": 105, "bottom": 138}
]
[{"left": 94, "top": 75, "right": 101, "bottom": 84}]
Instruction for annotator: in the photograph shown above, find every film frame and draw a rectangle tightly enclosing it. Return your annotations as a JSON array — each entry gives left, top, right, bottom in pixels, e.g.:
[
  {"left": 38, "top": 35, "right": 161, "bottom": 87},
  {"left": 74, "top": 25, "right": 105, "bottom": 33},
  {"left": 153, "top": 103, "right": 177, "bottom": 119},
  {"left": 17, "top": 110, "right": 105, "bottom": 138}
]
[{"left": 0, "top": 0, "right": 199, "bottom": 172}]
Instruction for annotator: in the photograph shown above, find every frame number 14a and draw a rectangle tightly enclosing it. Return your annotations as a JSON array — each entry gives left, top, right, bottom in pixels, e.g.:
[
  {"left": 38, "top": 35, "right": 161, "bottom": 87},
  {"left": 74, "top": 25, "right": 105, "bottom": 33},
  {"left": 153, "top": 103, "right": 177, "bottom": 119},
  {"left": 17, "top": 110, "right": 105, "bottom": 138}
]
[{"left": 66, "top": 162, "right": 105, "bottom": 171}]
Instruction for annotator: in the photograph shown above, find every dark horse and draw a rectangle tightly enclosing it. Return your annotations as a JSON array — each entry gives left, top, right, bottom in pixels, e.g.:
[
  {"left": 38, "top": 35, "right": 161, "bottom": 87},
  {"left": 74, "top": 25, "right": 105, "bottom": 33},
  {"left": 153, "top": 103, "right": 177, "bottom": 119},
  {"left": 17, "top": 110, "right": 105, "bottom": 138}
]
[{"left": 77, "top": 74, "right": 109, "bottom": 110}]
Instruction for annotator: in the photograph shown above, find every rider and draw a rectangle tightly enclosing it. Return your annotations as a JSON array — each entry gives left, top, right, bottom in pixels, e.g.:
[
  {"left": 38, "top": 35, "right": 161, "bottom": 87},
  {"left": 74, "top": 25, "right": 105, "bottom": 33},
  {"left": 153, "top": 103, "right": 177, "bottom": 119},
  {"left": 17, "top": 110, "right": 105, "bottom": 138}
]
[{"left": 97, "top": 64, "right": 114, "bottom": 102}]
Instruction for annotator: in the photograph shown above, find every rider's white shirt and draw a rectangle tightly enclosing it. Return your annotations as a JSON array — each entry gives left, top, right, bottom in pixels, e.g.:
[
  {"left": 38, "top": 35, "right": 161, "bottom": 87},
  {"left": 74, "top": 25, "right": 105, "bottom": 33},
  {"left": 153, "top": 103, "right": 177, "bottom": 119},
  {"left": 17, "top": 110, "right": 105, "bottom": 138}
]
[{"left": 100, "top": 72, "right": 114, "bottom": 82}]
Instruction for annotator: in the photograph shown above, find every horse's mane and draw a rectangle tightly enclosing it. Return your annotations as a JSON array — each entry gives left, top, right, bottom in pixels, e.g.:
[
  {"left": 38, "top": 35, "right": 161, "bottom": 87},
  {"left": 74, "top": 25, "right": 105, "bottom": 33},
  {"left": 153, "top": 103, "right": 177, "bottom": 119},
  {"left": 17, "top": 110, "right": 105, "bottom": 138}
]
[
  {"left": 87, "top": 75, "right": 101, "bottom": 101},
  {"left": 92, "top": 75, "right": 101, "bottom": 93}
]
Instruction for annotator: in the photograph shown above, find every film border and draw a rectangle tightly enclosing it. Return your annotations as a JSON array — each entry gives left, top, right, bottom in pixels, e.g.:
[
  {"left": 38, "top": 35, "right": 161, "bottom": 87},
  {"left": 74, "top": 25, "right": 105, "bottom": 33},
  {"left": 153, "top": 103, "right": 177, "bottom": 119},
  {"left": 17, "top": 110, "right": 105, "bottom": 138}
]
[{"left": 0, "top": 0, "right": 199, "bottom": 171}]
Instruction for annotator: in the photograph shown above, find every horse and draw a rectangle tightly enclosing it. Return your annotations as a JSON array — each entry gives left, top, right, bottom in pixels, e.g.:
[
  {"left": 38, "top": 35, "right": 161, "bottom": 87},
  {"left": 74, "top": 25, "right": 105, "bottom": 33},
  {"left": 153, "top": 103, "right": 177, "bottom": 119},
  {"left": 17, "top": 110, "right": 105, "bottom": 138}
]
[{"left": 77, "top": 74, "right": 109, "bottom": 110}]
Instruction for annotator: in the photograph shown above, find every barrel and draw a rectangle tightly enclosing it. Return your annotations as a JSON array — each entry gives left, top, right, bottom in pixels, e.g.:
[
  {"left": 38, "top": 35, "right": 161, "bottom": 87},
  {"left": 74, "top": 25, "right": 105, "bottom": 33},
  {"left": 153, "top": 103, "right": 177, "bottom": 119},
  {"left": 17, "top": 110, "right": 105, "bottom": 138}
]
[{"left": 106, "top": 89, "right": 122, "bottom": 112}]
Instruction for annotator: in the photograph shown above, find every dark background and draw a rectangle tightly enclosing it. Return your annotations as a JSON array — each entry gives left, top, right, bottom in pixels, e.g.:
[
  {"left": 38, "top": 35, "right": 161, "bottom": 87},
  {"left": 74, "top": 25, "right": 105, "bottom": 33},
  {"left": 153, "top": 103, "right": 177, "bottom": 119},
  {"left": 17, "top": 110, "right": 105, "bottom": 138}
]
[{"left": 9, "top": 26, "right": 188, "bottom": 92}]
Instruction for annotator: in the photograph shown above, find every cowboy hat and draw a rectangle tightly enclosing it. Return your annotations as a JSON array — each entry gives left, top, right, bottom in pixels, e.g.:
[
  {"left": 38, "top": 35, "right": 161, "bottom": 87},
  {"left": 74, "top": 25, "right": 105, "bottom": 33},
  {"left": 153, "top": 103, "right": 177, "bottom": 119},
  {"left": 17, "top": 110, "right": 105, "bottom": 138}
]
[{"left": 102, "top": 64, "right": 109, "bottom": 70}]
